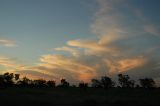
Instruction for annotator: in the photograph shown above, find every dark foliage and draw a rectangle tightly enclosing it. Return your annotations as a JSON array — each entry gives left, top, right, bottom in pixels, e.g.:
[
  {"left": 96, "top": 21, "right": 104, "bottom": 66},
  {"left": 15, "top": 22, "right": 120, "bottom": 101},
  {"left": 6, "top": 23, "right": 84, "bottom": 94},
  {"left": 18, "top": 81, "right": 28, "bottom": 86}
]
[
  {"left": 47, "top": 80, "right": 56, "bottom": 87},
  {"left": 91, "top": 79, "right": 102, "bottom": 88},
  {"left": 17, "top": 77, "right": 31, "bottom": 87},
  {"left": 139, "top": 78, "right": 155, "bottom": 88},
  {"left": 91, "top": 76, "right": 115, "bottom": 88},
  {"left": 33, "top": 79, "right": 47, "bottom": 88},
  {"left": 118, "top": 74, "right": 135, "bottom": 88},
  {"left": 101, "top": 76, "right": 115, "bottom": 88},
  {"left": 57, "top": 79, "right": 70, "bottom": 87},
  {"left": 0, "top": 72, "right": 158, "bottom": 89},
  {"left": 79, "top": 82, "right": 88, "bottom": 88}
]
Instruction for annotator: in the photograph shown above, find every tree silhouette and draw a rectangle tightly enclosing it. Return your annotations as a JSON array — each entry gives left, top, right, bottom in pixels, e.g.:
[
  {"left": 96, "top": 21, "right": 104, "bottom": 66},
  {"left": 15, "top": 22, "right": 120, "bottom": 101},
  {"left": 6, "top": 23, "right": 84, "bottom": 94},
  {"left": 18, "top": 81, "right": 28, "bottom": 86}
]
[
  {"left": 3, "top": 72, "right": 15, "bottom": 87},
  {"left": 139, "top": 78, "right": 155, "bottom": 88},
  {"left": 0, "top": 72, "right": 157, "bottom": 89},
  {"left": 33, "top": 79, "right": 46, "bottom": 88},
  {"left": 46, "top": 80, "right": 56, "bottom": 87},
  {"left": 15, "top": 74, "right": 20, "bottom": 81},
  {"left": 0, "top": 75, "right": 5, "bottom": 87},
  {"left": 118, "top": 74, "right": 135, "bottom": 88},
  {"left": 100, "top": 76, "right": 115, "bottom": 88},
  {"left": 79, "top": 82, "right": 88, "bottom": 88},
  {"left": 17, "top": 77, "right": 31, "bottom": 87},
  {"left": 91, "top": 76, "right": 115, "bottom": 88},
  {"left": 91, "top": 79, "right": 102, "bottom": 88},
  {"left": 59, "top": 79, "right": 70, "bottom": 87}
]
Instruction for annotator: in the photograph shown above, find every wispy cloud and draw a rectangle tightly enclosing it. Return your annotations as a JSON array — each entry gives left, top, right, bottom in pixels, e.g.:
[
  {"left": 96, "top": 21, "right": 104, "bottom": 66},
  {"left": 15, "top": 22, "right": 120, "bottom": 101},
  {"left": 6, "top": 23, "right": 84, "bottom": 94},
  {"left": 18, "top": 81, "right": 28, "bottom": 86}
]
[
  {"left": 0, "top": 39, "right": 16, "bottom": 47},
  {"left": 37, "top": 54, "right": 97, "bottom": 82},
  {"left": 105, "top": 56, "right": 147, "bottom": 74},
  {"left": 1, "top": 0, "right": 160, "bottom": 84},
  {"left": 67, "top": 39, "right": 119, "bottom": 56},
  {"left": 144, "top": 25, "right": 160, "bottom": 36},
  {"left": 0, "top": 56, "right": 58, "bottom": 81},
  {"left": 0, "top": 56, "right": 21, "bottom": 70},
  {"left": 54, "top": 46, "right": 80, "bottom": 57}
]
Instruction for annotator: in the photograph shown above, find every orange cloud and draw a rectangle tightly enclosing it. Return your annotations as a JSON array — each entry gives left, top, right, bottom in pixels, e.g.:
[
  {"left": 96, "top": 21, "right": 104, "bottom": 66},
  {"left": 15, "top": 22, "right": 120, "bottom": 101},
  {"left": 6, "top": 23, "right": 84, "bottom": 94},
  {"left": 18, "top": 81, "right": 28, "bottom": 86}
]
[
  {"left": 0, "top": 56, "right": 24, "bottom": 70},
  {"left": 105, "top": 56, "right": 147, "bottom": 74},
  {"left": 67, "top": 39, "right": 119, "bottom": 56},
  {"left": 37, "top": 54, "right": 97, "bottom": 82},
  {"left": 1, "top": 0, "right": 159, "bottom": 84}
]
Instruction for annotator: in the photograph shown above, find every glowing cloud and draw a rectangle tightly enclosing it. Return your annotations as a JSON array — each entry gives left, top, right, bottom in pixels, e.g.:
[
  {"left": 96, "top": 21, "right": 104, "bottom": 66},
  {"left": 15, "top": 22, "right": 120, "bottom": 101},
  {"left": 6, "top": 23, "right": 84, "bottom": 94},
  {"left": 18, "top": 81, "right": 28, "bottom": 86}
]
[
  {"left": 37, "top": 54, "right": 97, "bottom": 82},
  {"left": 105, "top": 56, "right": 147, "bottom": 74},
  {"left": 1, "top": 0, "right": 160, "bottom": 84}
]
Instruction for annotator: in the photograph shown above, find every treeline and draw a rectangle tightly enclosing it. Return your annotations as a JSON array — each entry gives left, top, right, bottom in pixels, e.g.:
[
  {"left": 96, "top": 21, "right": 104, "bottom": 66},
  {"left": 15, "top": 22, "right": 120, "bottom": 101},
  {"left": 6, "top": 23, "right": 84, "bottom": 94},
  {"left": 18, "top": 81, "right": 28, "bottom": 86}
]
[{"left": 0, "top": 72, "right": 157, "bottom": 89}]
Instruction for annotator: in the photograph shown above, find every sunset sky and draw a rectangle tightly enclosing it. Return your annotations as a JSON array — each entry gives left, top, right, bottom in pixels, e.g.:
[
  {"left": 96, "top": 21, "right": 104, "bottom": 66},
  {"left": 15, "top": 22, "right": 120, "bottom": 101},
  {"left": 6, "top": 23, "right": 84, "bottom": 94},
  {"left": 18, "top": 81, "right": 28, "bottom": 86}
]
[{"left": 0, "top": 0, "right": 160, "bottom": 84}]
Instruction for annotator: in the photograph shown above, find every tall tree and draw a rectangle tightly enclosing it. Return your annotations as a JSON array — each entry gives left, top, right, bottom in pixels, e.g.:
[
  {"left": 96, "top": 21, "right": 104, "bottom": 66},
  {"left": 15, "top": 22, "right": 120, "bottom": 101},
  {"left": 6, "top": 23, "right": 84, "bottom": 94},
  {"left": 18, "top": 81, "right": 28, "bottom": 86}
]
[
  {"left": 101, "top": 76, "right": 115, "bottom": 88},
  {"left": 59, "top": 79, "right": 70, "bottom": 87},
  {"left": 139, "top": 78, "right": 155, "bottom": 88},
  {"left": 91, "top": 79, "right": 102, "bottom": 88},
  {"left": 118, "top": 74, "right": 135, "bottom": 88},
  {"left": 47, "top": 80, "right": 56, "bottom": 87}
]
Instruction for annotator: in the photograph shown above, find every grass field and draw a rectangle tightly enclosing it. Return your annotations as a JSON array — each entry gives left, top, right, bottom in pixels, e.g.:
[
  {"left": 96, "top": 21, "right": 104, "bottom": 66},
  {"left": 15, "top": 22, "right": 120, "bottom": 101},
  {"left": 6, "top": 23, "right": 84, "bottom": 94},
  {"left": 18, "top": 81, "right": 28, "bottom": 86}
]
[{"left": 0, "top": 88, "right": 160, "bottom": 106}]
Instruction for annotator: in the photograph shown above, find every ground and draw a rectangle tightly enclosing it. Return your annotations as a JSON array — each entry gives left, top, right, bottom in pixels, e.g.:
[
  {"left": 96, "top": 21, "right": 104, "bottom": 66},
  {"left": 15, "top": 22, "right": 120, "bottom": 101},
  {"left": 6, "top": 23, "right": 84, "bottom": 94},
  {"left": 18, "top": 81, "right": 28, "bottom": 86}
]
[{"left": 0, "top": 88, "right": 160, "bottom": 106}]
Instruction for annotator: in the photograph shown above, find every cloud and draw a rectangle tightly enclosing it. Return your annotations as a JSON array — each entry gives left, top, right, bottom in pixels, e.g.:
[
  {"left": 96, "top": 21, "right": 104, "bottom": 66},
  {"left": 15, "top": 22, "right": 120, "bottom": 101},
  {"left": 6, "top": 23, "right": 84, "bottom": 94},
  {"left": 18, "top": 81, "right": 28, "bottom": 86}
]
[
  {"left": 0, "top": 56, "right": 23, "bottom": 70},
  {"left": 43, "top": 0, "right": 159, "bottom": 83},
  {"left": 144, "top": 25, "right": 160, "bottom": 36},
  {"left": 105, "top": 56, "right": 147, "bottom": 74},
  {"left": 133, "top": 5, "right": 160, "bottom": 37},
  {"left": 54, "top": 46, "right": 80, "bottom": 57},
  {"left": 37, "top": 54, "right": 97, "bottom": 82},
  {"left": 0, "top": 39, "right": 16, "bottom": 47},
  {"left": 91, "top": 0, "right": 130, "bottom": 36},
  {"left": 1, "top": 0, "right": 160, "bottom": 85},
  {"left": 0, "top": 55, "right": 59, "bottom": 82},
  {"left": 17, "top": 70, "right": 58, "bottom": 81},
  {"left": 67, "top": 38, "right": 119, "bottom": 56}
]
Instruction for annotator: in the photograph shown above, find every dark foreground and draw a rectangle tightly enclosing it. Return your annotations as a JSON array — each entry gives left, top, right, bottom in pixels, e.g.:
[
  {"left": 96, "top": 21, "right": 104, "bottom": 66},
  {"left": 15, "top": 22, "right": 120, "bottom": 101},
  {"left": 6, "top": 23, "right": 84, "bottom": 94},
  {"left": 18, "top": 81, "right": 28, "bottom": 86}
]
[{"left": 0, "top": 88, "right": 160, "bottom": 106}]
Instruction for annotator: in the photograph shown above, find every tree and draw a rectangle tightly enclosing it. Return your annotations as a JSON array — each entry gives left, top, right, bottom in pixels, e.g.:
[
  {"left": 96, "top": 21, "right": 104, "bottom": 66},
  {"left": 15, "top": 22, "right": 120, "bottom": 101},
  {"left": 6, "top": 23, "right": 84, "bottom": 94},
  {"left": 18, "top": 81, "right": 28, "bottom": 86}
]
[
  {"left": 91, "top": 79, "right": 102, "bottom": 88},
  {"left": 59, "top": 79, "right": 69, "bottom": 87},
  {"left": 34, "top": 79, "right": 46, "bottom": 87},
  {"left": 0, "top": 75, "right": 5, "bottom": 87},
  {"left": 3, "top": 72, "right": 14, "bottom": 86},
  {"left": 118, "top": 74, "right": 135, "bottom": 88},
  {"left": 79, "top": 82, "right": 88, "bottom": 88},
  {"left": 128, "top": 80, "right": 135, "bottom": 88},
  {"left": 91, "top": 76, "right": 115, "bottom": 88},
  {"left": 15, "top": 74, "right": 20, "bottom": 81},
  {"left": 100, "top": 76, "right": 115, "bottom": 88},
  {"left": 139, "top": 78, "right": 155, "bottom": 88},
  {"left": 17, "top": 77, "right": 31, "bottom": 87},
  {"left": 47, "top": 80, "right": 56, "bottom": 87}
]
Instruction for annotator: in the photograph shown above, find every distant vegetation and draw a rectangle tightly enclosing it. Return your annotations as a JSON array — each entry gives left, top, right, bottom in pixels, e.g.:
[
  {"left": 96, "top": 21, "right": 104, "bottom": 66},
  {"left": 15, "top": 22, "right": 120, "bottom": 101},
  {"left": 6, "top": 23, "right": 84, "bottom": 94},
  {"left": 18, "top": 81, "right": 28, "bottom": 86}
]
[
  {"left": 0, "top": 72, "right": 156, "bottom": 89},
  {"left": 0, "top": 72, "right": 159, "bottom": 106}
]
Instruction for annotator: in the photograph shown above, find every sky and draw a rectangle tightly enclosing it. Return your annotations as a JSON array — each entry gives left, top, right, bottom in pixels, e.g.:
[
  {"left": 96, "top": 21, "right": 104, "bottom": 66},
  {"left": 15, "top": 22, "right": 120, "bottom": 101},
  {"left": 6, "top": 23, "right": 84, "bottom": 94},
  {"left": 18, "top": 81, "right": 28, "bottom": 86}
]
[{"left": 0, "top": 0, "right": 160, "bottom": 85}]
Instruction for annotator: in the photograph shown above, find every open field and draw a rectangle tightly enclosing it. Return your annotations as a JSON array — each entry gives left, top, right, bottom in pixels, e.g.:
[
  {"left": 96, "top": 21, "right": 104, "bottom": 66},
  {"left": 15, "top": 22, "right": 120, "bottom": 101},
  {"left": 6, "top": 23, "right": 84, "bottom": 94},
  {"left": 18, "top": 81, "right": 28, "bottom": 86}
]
[{"left": 0, "top": 88, "right": 160, "bottom": 106}]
